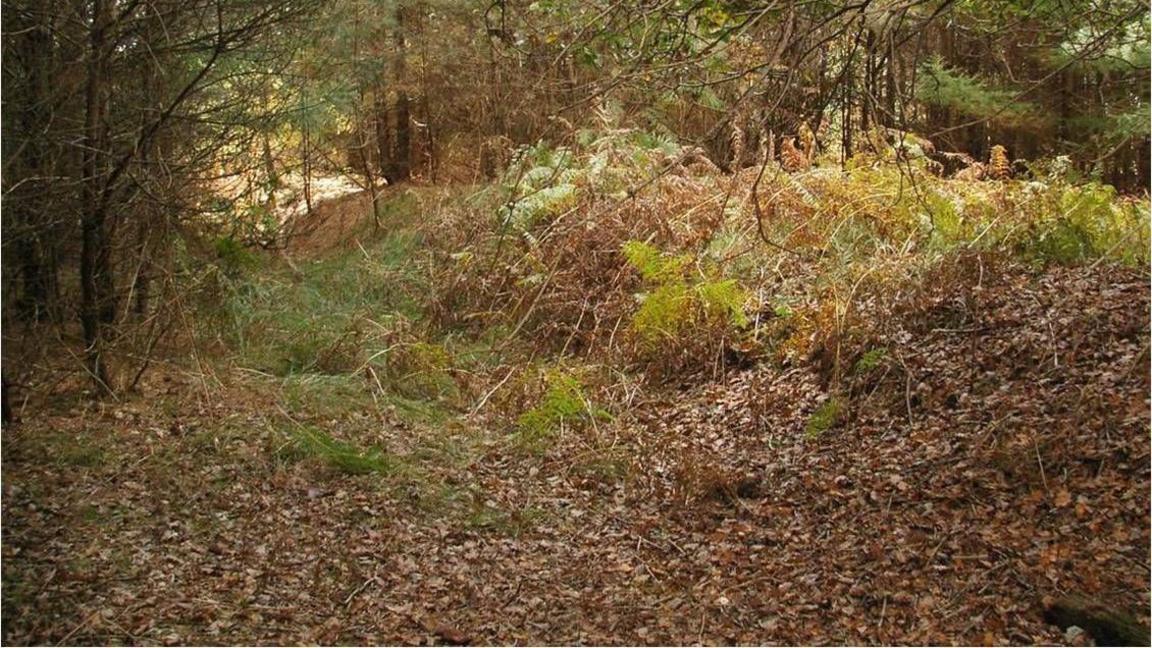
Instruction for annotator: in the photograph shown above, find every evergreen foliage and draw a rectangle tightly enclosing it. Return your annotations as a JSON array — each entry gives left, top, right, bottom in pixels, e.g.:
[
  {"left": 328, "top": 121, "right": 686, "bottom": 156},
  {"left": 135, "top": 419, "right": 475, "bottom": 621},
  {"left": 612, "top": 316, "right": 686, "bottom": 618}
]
[{"left": 915, "top": 57, "right": 1043, "bottom": 129}]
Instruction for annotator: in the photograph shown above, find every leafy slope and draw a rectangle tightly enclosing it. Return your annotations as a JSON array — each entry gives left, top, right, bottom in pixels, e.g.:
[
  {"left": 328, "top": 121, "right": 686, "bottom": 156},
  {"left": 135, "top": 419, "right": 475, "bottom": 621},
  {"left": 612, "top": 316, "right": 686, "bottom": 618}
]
[{"left": 2, "top": 262, "right": 1147, "bottom": 645}]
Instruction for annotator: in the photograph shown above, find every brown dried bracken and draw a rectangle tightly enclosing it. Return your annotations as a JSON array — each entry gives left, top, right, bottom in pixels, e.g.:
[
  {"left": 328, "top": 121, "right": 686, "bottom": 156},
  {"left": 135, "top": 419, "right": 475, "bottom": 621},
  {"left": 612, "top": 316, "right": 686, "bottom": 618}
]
[
  {"left": 988, "top": 144, "right": 1011, "bottom": 180},
  {"left": 781, "top": 136, "right": 808, "bottom": 172},
  {"left": 954, "top": 160, "right": 986, "bottom": 182},
  {"left": 729, "top": 110, "right": 748, "bottom": 171},
  {"left": 798, "top": 122, "right": 816, "bottom": 165}
]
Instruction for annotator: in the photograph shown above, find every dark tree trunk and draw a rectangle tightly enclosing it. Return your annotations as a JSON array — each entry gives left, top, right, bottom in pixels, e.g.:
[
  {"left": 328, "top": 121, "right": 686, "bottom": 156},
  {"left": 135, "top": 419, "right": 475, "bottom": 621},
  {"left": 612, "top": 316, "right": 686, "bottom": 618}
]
[
  {"left": 374, "top": 86, "right": 393, "bottom": 180},
  {"left": 2, "top": 374, "right": 12, "bottom": 426},
  {"left": 417, "top": 19, "right": 436, "bottom": 183},
  {"left": 15, "top": 236, "right": 58, "bottom": 322},
  {"left": 841, "top": 47, "right": 855, "bottom": 161},
  {"left": 134, "top": 220, "right": 152, "bottom": 318},
  {"left": 394, "top": 91, "right": 411, "bottom": 182},
  {"left": 393, "top": 9, "right": 412, "bottom": 183},
  {"left": 79, "top": 203, "right": 115, "bottom": 393},
  {"left": 861, "top": 31, "right": 875, "bottom": 136},
  {"left": 302, "top": 126, "right": 314, "bottom": 214},
  {"left": 14, "top": 15, "right": 60, "bottom": 322},
  {"left": 1045, "top": 596, "right": 1151, "bottom": 647},
  {"left": 80, "top": 0, "right": 115, "bottom": 393},
  {"left": 884, "top": 46, "right": 896, "bottom": 127},
  {"left": 421, "top": 92, "right": 436, "bottom": 182}
]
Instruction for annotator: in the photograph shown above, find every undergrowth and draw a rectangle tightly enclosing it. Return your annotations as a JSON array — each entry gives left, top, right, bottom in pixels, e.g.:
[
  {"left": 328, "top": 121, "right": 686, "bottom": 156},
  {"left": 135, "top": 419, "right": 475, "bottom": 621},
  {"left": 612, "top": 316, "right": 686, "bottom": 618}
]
[
  {"left": 194, "top": 128, "right": 1148, "bottom": 467},
  {"left": 623, "top": 240, "right": 749, "bottom": 345},
  {"left": 279, "top": 425, "right": 403, "bottom": 476},
  {"left": 515, "top": 369, "right": 611, "bottom": 448}
]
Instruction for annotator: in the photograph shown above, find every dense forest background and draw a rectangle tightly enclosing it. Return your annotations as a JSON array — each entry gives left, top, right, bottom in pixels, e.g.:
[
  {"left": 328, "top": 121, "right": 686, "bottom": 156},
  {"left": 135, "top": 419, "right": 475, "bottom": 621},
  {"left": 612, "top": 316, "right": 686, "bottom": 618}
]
[{"left": 2, "top": 0, "right": 1149, "bottom": 389}]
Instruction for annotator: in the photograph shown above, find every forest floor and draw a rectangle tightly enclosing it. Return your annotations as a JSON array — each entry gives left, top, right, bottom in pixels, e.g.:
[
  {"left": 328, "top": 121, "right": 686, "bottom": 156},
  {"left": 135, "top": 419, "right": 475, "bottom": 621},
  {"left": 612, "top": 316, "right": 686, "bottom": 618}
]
[{"left": 3, "top": 187, "right": 1150, "bottom": 645}]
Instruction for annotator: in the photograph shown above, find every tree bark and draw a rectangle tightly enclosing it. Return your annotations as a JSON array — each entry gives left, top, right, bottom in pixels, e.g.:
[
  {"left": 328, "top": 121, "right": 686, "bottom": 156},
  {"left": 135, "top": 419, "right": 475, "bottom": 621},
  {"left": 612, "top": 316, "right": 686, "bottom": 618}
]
[
  {"left": 79, "top": 0, "right": 115, "bottom": 393},
  {"left": 374, "top": 85, "right": 393, "bottom": 180},
  {"left": 393, "top": 8, "right": 412, "bottom": 183},
  {"left": 1045, "top": 596, "right": 1151, "bottom": 647},
  {"left": 14, "top": 11, "right": 60, "bottom": 322}
]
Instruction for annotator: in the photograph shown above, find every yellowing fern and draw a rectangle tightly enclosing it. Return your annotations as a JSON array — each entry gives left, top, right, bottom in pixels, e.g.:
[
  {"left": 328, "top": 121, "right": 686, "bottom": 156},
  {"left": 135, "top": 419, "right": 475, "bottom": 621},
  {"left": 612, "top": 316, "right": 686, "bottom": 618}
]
[
  {"left": 623, "top": 241, "right": 749, "bottom": 346},
  {"left": 622, "top": 240, "right": 690, "bottom": 282},
  {"left": 695, "top": 279, "right": 749, "bottom": 328},
  {"left": 516, "top": 371, "right": 610, "bottom": 444}
]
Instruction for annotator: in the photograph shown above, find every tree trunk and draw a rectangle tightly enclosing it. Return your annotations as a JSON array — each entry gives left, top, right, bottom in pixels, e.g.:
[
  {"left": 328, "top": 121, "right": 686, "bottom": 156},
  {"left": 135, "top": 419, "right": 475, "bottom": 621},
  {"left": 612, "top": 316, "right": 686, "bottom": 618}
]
[
  {"left": 861, "top": 31, "right": 875, "bottom": 137},
  {"left": 80, "top": 0, "right": 115, "bottom": 393},
  {"left": 14, "top": 13, "right": 60, "bottom": 322},
  {"left": 421, "top": 92, "right": 436, "bottom": 183},
  {"left": 1045, "top": 596, "right": 1150, "bottom": 647},
  {"left": 418, "top": 21, "right": 436, "bottom": 183},
  {"left": 302, "top": 126, "right": 314, "bottom": 215},
  {"left": 15, "top": 235, "right": 58, "bottom": 323},
  {"left": 395, "top": 92, "right": 411, "bottom": 182},
  {"left": 393, "top": 10, "right": 412, "bottom": 183},
  {"left": 133, "top": 220, "right": 152, "bottom": 318},
  {"left": 374, "top": 85, "right": 393, "bottom": 181}
]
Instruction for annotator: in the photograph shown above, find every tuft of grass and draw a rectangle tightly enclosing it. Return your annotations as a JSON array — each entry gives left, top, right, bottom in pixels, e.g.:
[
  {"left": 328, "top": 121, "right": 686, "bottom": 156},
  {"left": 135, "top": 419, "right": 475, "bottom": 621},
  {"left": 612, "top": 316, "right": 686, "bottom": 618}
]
[
  {"left": 854, "top": 347, "right": 888, "bottom": 374},
  {"left": 280, "top": 425, "right": 404, "bottom": 476},
  {"left": 573, "top": 451, "right": 632, "bottom": 487},
  {"left": 384, "top": 393, "right": 453, "bottom": 425},
  {"left": 279, "top": 374, "right": 377, "bottom": 420},
  {"left": 806, "top": 397, "right": 845, "bottom": 438},
  {"left": 221, "top": 226, "right": 429, "bottom": 377},
  {"left": 55, "top": 437, "right": 108, "bottom": 468},
  {"left": 385, "top": 341, "right": 460, "bottom": 403},
  {"left": 269, "top": 365, "right": 451, "bottom": 427},
  {"left": 464, "top": 503, "right": 547, "bottom": 536}
]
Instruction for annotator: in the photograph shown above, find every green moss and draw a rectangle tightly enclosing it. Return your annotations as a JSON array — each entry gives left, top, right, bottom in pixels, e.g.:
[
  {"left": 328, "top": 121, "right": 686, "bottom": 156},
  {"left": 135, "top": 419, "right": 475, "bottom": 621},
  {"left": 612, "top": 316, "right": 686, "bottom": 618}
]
[{"left": 55, "top": 438, "right": 107, "bottom": 468}]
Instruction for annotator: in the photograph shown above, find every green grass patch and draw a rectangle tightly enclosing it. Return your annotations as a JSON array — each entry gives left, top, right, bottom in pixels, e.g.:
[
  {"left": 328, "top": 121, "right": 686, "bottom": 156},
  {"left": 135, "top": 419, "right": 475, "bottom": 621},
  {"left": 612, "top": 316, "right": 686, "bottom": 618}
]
[
  {"left": 806, "top": 397, "right": 845, "bottom": 438},
  {"left": 279, "top": 374, "right": 378, "bottom": 419},
  {"left": 221, "top": 226, "right": 430, "bottom": 377},
  {"left": 279, "top": 425, "right": 406, "bottom": 476},
  {"left": 384, "top": 393, "right": 453, "bottom": 425},
  {"left": 515, "top": 370, "right": 611, "bottom": 448},
  {"left": 270, "top": 372, "right": 451, "bottom": 427},
  {"left": 53, "top": 436, "right": 108, "bottom": 468},
  {"left": 854, "top": 347, "right": 888, "bottom": 374}
]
